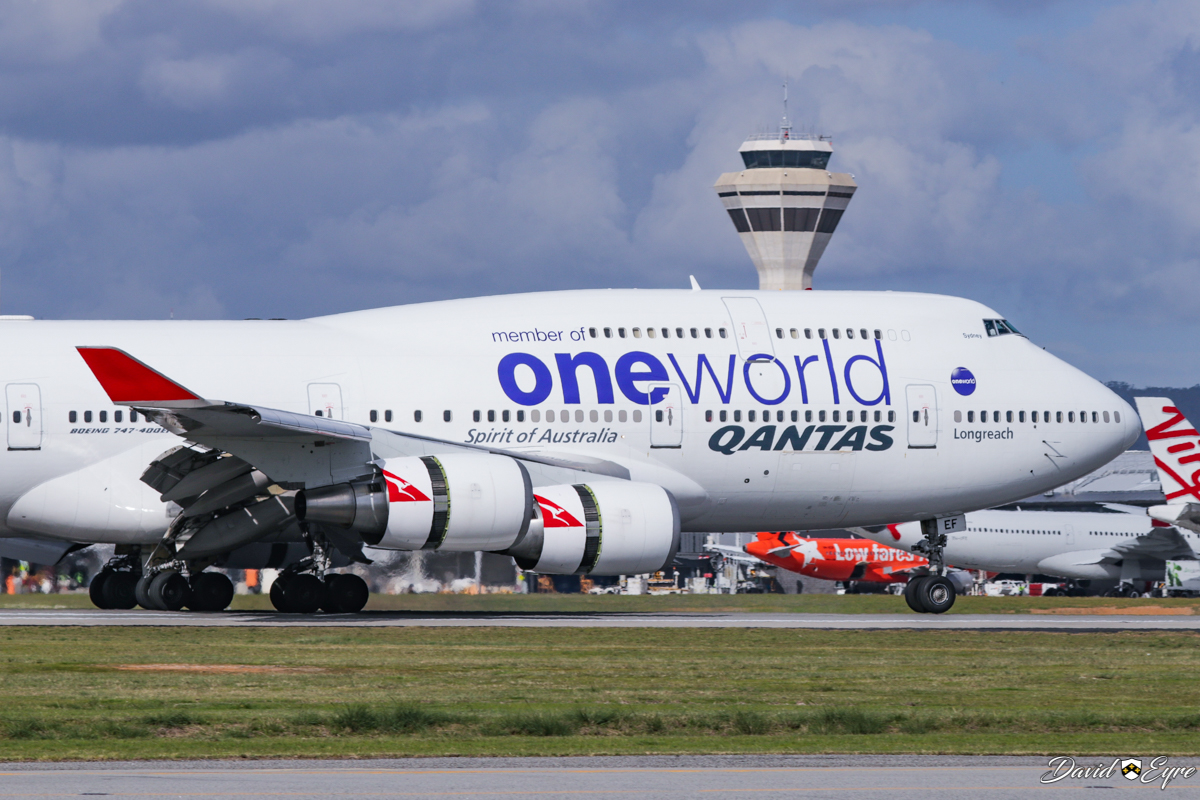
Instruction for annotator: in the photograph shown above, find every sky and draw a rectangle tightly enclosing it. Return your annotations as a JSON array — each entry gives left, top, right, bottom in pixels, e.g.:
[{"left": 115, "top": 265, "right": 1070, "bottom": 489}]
[{"left": 0, "top": 0, "right": 1197, "bottom": 385}]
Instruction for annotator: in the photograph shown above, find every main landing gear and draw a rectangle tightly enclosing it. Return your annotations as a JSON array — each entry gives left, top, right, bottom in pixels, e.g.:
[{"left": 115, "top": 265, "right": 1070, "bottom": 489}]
[
  {"left": 270, "top": 569, "right": 369, "bottom": 614},
  {"left": 905, "top": 519, "right": 957, "bottom": 614}
]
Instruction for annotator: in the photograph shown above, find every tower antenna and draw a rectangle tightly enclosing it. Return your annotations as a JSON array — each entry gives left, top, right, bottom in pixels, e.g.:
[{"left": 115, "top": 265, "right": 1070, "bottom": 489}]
[{"left": 781, "top": 78, "right": 790, "bottom": 141}]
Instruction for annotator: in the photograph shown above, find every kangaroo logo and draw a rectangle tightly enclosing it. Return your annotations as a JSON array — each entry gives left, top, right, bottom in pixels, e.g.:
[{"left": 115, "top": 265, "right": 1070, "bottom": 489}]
[
  {"left": 536, "top": 495, "right": 582, "bottom": 528},
  {"left": 382, "top": 470, "right": 431, "bottom": 503}
]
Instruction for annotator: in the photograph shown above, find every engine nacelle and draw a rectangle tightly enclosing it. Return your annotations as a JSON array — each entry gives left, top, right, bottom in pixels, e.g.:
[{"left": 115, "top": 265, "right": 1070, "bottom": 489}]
[
  {"left": 379, "top": 453, "right": 532, "bottom": 551},
  {"left": 506, "top": 481, "right": 679, "bottom": 576},
  {"left": 295, "top": 478, "right": 389, "bottom": 541}
]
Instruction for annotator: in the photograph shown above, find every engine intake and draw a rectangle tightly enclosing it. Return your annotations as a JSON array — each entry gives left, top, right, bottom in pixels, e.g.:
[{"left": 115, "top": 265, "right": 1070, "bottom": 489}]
[{"left": 506, "top": 481, "right": 679, "bottom": 576}]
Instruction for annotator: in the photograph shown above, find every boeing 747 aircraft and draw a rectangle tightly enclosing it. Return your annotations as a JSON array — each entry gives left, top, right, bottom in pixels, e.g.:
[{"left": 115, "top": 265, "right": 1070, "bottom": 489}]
[{"left": 0, "top": 289, "right": 1135, "bottom": 613}]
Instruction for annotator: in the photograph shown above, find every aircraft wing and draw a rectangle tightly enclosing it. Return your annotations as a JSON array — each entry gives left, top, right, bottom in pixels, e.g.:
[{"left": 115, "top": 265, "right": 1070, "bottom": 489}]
[
  {"left": 703, "top": 543, "right": 764, "bottom": 565},
  {"left": 1147, "top": 503, "right": 1200, "bottom": 535},
  {"left": 1109, "top": 525, "right": 1197, "bottom": 561}
]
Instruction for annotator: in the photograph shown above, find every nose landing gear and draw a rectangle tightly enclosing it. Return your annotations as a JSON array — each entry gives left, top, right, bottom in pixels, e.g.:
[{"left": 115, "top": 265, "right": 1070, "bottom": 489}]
[{"left": 905, "top": 519, "right": 958, "bottom": 614}]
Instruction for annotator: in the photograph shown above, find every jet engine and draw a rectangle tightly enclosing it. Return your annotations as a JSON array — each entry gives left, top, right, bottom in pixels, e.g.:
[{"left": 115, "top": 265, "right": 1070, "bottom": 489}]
[
  {"left": 503, "top": 481, "right": 679, "bottom": 576},
  {"left": 297, "top": 453, "right": 533, "bottom": 552}
]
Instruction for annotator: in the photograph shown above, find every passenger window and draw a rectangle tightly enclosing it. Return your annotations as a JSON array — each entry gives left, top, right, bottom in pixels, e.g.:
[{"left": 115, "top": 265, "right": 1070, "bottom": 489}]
[
  {"left": 832, "top": 329, "right": 840, "bottom": 339},
  {"left": 632, "top": 410, "right": 642, "bottom": 423},
  {"left": 819, "top": 410, "right": 826, "bottom": 422},
  {"left": 131, "top": 411, "right": 138, "bottom": 423},
  {"left": 661, "top": 328, "right": 669, "bottom": 338},
  {"left": 1068, "top": 412, "right": 1075, "bottom": 422},
  {"left": 98, "top": 410, "right": 107, "bottom": 422},
  {"left": 861, "top": 329, "right": 868, "bottom": 339},
  {"left": 775, "top": 328, "right": 783, "bottom": 339},
  {"left": 385, "top": 410, "right": 393, "bottom": 423},
  {"left": 618, "top": 410, "right": 627, "bottom": 422},
  {"left": 646, "top": 328, "right": 655, "bottom": 338},
  {"left": 720, "top": 410, "right": 727, "bottom": 422},
  {"left": 575, "top": 410, "right": 584, "bottom": 422},
  {"left": 414, "top": 410, "right": 423, "bottom": 422},
  {"left": 444, "top": 410, "right": 452, "bottom": 422},
  {"left": 473, "top": 410, "right": 481, "bottom": 422},
  {"left": 1006, "top": 411, "right": 1012, "bottom": 423},
  {"left": 517, "top": 410, "right": 525, "bottom": 422},
  {"left": 1092, "top": 412, "right": 1098, "bottom": 423},
  {"left": 888, "top": 411, "right": 896, "bottom": 422},
  {"left": 777, "top": 410, "right": 784, "bottom": 422},
  {"left": 370, "top": 410, "right": 378, "bottom": 423},
  {"left": 705, "top": 328, "right": 712, "bottom": 338},
  {"left": 818, "top": 328, "right": 826, "bottom": 339},
  {"left": 488, "top": 410, "right": 496, "bottom": 422},
  {"left": 913, "top": 411, "right": 920, "bottom": 423},
  {"left": 11, "top": 411, "right": 19, "bottom": 423},
  {"left": 874, "top": 410, "right": 881, "bottom": 422},
  {"left": 955, "top": 411, "right": 962, "bottom": 423},
  {"left": 115, "top": 410, "right": 123, "bottom": 423},
  {"left": 705, "top": 410, "right": 713, "bottom": 422},
  {"left": 967, "top": 411, "right": 974, "bottom": 423},
  {"left": 993, "top": 411, "right": 1000, "bottom": 423},
  {"left": 1056, "top": 412, "right": 1062, "bottom": 423},
  {"left": 1115, "top": 411, "right": 1121, "bottom": 423},
  {"left": 619, "top": 328, "right": 626, "bottom": 338},
  {"left": 1103, "top": 411, "right": 1110, "bottom": 423},
  {"left": 790, "top": 329, "right": 799, "bottom": 339},
  {"left": 874, "top": 329, "right": 881, "bottom": 339},
  {"left": 503, "top": 410, "right": 510, "bottom": 422},
  {"left": 547, "top": 410, "right": 555, "bottom": 422},
  {"left": 887, "top": 330, "right": 897, "bottom": 341},
  {"left": 634, "top": 328, "right": 643, "bottom": 338},
  {"left": 748, "top": 410, "right": 756, "bottom": 422},
  {"left": 805, "top": 410, "right": 813, "bottom": 422},
  {"left": 805, "top": 329, "right": 812, "bottom": 339},
  {"left": 589, "top": 410, "right": 598, "bottom": 422},
  {"left": 690, "top": 328, "right": 698, "bottom": 338},
  {"left": 604, "top": 327, "right": 612, "bottom": 338},
  {"left": 531, "top": 410, "right": 540, "bottom": 422},
  {"left": 655, "top": 410, "right": 663, "bottom": 422},
  {"left": 69, "top": 411, "right": 77, "bottom": 423},
  {"left": 588, "top": 327, "right": 596, "bottom": 338},
  {"left": 734, "top": 410, "right": 742, "bottom": 422},
  {"left": 1019, "top": 411, "right": 1025, "bottom": 423},
  {"left": 832, "top": 410, "right": 840, "bottom": 422},
  {"left": 719, "top": 328, "right": 727, "bottom": 338},
  {"left": 603, "top": 410, "right": 612, "bottom": 422},
  {"left": 791, "top": 410, "right": 798, "bottom": 422},
  {"left": 676, "top": 328, "right": 683, "bottom": 338},
  {"left": 846, "top": 329, "right": 853, "bottom": 339}
]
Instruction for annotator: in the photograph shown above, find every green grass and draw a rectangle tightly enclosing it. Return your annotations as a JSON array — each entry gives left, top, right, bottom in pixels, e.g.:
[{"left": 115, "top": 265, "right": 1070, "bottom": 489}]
[
  {"left": 3, "top": 591, "right": 1198, "bottom": 615},
  {"left": 0, "top": 626, "right": 1197, "bottom": 759}
]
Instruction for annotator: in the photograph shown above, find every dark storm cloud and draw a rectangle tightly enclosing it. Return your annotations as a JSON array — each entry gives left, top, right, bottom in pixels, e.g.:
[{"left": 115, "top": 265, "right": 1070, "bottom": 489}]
[{"left": 0, "top": 0, "right": 1198, "bottom": 384}]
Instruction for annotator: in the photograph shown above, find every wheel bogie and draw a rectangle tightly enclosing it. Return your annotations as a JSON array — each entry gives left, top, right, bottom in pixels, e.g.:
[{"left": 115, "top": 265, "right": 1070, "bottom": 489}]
[
  {"left": 101, "top": 572, "right": 139, "bottom": 610},
  {"left": 149, "top": 570, "right": 191, "bottom": 611},
  {"left": 915, "top": 575, "right": 956, "bottom": 614},
  {"left": 187, "top": 572, "right": 234, "bottom": 612},
  {"left": 325, "top": 573, "right": 369, "bottom": 614},
  {"left": 88, "top": 572, "right": 110, "bottom": 609}
]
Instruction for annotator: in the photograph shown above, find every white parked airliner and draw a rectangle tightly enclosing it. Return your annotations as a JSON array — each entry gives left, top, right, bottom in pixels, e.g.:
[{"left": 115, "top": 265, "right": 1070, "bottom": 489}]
[{"left": 0, "top": 289, "right": 1135, "bottom": 613}]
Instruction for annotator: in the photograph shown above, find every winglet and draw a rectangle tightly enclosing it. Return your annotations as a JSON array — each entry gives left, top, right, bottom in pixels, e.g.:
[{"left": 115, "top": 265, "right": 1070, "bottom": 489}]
[
  {"left": 689, "top": 275, "right": 702, "bottom": 291},
  {"left": 76, "top": 347, "right": 206, "bottom": 406}
]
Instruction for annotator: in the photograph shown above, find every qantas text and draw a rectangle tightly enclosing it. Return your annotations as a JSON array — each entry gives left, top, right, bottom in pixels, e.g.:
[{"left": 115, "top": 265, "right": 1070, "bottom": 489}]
[
  {"left": 497, "top": 341, "right": 890, "bottom": 407},
  {"left": 709, "top": 424, "right": 895, "bottom": 454}
]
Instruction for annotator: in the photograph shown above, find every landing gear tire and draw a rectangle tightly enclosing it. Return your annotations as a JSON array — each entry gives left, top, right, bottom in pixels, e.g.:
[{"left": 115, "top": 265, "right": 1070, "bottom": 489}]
[
  {"left": 269, "top": 575, "right": 293, "bottom": 612},
  {"left": 148, "top": 570, "right": 191, "bottom": 611},
  {"left": 135, "top": 575, "right": 157, "bottom": 609},
  {"left": 903, "top": 576, "right": 927, "bottom": 613},
  {"left": 101, "top": 572, "right": 139, "bottom": 610},
  {"left": 915, "top": 576, "right": 956, "bottom": 614},
  {"left": 286, "top": 574, "right": 326, "bottom": 614},
  {"left": 187, "top": 572, "right": 234, "bottom": 612},
  {"left": 323, "top": 574, "right": 369, "bottom": 614},
  {"left": 89, "top": 572, "right": 111, "bottom": 609}
]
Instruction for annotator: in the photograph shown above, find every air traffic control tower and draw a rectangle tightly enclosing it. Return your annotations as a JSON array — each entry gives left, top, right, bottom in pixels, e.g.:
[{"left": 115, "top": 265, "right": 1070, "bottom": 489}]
[{"left": 714, "top": 113, "right": 856, "bottom": 290}]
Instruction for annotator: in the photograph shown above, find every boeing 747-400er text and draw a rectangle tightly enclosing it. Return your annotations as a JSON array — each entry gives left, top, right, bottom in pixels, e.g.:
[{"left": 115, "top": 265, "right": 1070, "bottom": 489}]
[{"left": 0, "top": 290, "right": 1135, "bottom": 613}]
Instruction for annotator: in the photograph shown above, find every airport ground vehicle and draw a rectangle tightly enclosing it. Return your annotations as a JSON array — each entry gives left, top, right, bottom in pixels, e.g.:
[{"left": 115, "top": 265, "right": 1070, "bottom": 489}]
[{"left": 0, "top": 290, "right": 1135, "bottom": 612}]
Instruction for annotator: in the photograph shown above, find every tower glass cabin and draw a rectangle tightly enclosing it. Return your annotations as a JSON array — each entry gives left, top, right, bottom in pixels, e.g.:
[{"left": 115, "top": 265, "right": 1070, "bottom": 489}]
[{"left": 714, "top": 131, "right": 855, "bottom": 290}]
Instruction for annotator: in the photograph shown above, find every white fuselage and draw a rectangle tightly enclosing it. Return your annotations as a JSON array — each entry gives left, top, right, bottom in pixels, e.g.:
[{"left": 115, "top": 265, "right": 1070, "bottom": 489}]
[
  {"left": 0, "top": 289, "right": 1137, "bottom": 547},
  {"left": 868, "top": 509, "right": 1199, "bottom": 581}
]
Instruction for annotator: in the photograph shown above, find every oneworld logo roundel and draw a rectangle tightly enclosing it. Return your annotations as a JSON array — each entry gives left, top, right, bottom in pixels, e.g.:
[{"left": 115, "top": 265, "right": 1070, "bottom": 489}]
[{"left": 951, "top": 367, "right": 977, "bottom": 396}]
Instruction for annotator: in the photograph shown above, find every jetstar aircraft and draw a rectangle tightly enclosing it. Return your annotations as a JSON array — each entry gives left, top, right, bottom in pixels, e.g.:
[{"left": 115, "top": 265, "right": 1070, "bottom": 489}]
[
  {"left": 0, "top": 289, "right": 1137, "bottom": 613},
  {"left": 741, "top": 531, "right": 928, "bottom": 590}
]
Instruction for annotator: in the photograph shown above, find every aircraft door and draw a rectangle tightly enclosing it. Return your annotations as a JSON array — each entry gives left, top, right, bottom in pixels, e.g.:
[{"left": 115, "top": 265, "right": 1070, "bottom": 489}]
[
  {"left": 906, "top": 384, "right": 937, "bottom": 449},
  {"left": 722, "top": 297, "right": 773, "bottom": 362},
  {"left": 307, "top": 383, "right": 343, "bottom": 420},
  {"left": 648, "top": 383, "right": 683, "bottom": 448},
  {"left": 6, "top": 383, "right": 42, "bottom": 451},
  {"left": 1063, "top": 524, "right": 1074, "bottom": 545}
]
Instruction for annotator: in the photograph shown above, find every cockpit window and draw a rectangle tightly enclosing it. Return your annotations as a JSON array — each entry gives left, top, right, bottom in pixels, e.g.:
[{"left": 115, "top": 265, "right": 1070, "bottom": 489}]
[{"left": 983, "top": 318, "right": 1021, "bottom": 337}]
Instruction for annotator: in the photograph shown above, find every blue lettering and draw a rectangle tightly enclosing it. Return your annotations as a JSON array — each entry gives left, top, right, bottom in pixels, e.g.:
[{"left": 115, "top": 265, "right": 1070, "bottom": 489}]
[
  {"left": 498, "top": 353, "right": 553, "bottom": 406},
  {"left": 831, "top": 425, "right": 867, "bottom": 451},
  {"left": 738, "top": 425, "right": 775, "bottom": 451},
  {"left": 668, "top": 353, "right": 736, "bottom": 404},
  {"left": 866, "top": 425, "right": 895, "bottom": 451},
  {"left": 555, "top": 352, "right": 614, "bottom": 404},
  {"left": 743, "top": 356, "right": 791, "bottom": 405},
  {"left": 615, "top": 351, "right": 669, "bottom": 405},
  {"left": 794, "top": 355, "right": 820, "bottom": 404},
  {"left": 821, "top": 339, "right": 841, "bottom": 404},
  {"left": 709, "top": 425, "right": 744, "bottom": 454},
  {"left": 843, "top": 340, "right": 890, "bottom": 406}
]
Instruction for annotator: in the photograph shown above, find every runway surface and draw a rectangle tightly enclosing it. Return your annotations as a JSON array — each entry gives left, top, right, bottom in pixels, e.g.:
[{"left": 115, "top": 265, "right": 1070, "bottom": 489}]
[
  {"left": 0, "top": 755, "right": 1189, "bottom": 798},
  {"left": 0, "top": 608, "right": 1195, "bottom": 629}
]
